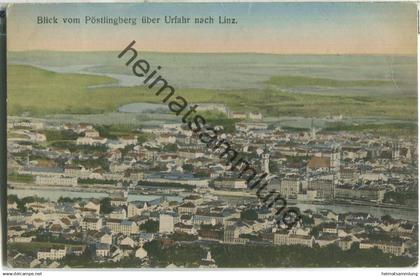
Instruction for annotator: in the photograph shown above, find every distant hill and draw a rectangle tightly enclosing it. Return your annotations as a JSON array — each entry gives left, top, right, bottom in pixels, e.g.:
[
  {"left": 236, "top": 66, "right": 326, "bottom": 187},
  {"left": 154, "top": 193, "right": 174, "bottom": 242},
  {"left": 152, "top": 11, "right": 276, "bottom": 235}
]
[{"left": 8, "top": 51, "right": 417, "bottom": 95}]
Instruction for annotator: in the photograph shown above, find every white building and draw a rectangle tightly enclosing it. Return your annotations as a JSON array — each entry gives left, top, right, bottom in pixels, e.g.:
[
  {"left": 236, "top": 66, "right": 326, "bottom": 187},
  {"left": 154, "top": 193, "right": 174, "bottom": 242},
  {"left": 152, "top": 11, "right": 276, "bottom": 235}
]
[
  {"left": 82, "top": 217, "right": 102, "bottom": 231},
  {"left": 159, "top": 213, "right": 179, "bottom": 234},
  {"left": 273, "top": 233, "right": 315, "bottom": 248},
  {"left": 35, "top": 175, "right": 77, "bottom": 187},
  {"left": 280, "top": 177, "right": 300, "bottom": 199},
  {"left": 213, "top": 178, "right": 247, "bottom": 190},
  {"left": 76, "top": 137, "right": 107, "bottom": 146},
  {"left": 127, "top": 201, "right": 148, "bottom": 218},
  {"left": 106, "top": 219, "right": 138, "bottom": 235},
  {"left": 37, "top": 247, "right": 67, "bottom": 260}
]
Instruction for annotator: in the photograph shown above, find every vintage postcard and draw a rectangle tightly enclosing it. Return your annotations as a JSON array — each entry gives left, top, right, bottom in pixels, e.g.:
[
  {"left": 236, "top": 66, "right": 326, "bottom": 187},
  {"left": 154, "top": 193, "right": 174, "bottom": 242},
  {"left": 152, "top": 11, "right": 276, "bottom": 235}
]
[{"left": 4, "top": 2, "right": 418, "bottom": 269}]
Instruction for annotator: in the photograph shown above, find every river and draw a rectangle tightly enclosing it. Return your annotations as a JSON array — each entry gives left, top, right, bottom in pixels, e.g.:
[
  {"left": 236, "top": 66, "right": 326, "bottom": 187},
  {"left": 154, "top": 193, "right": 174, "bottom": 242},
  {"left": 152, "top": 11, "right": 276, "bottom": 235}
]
[
  {"left": 9, "top": 188, "right": 417, "bottom": 222},
  {"left": 9, "top": 189, "right": 183, "bottom": 203}
]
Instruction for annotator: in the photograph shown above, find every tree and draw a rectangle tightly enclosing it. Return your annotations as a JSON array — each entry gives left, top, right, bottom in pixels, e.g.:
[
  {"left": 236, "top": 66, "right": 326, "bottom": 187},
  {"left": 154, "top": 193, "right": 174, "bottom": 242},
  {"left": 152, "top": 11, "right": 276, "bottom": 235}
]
[
  {"left": 94, "top": 125, "right": 116, "bottom": 139},
  {"left": 383, "top": 191, "right": 417, "bottom": 205},
  {"left": 137, "top": 132, "right": 151, "bottom": 144},
  {"left": 58, "top": 196, "right": 82, "bottom": 203},
  {"left": 240, "top": 209, "right": 258, "bottom": 220},
  {"left": 163, "top": 144, "right": 178, "bottom": 152},
  {"left": 182, "top": 164, "right": 194, "bottom": 172},
  {"left": 168, "top": 232, "right": 197, "bottom": 241},
  {"left": 99, "top": 197, "right": 114, "bottom": 214},
  {"left": 140, "top": 220, "right": 159, "bottom": 233},
  {"left": 269, "top": 161, "right": 280, "bottom": 174},
  {"left": 44, "top": 129, "right": 79, "bottom": 141},
  {"left": 301, "top": 215, "right": 314, "bottom": 226}
]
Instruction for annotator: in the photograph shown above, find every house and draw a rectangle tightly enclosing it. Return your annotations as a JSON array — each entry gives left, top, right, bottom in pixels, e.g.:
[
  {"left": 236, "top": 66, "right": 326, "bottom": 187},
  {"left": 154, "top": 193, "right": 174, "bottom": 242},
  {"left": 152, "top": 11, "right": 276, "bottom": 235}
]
[
  {"left": 248, "top": 220, "right": 268, "bottom": 232},
  {"left": 280, "top": 177, "right": 300, "bottom": 199},
  {"left": 25, "top": 202, "right": 49, "bottom": 212},
  {"left": 177, "top": 202, "right": 197, "bottom": 214},
  {"left": 130, "top": 215, "right": 150, "bottom": 226},
  {"left": 183, "top": 195, "right": 203, "bottom": 205},
  {"left": 248, "top": 112, "right": 263, "bottom": 121},
  {"left": 224, "top": 226, "right": 248, "bottom": 245},
  {"left": 120, "top": 236, "right": 136, "bottom": 248},
  {"left": 110, "top": 197, "right": 128, "bottom": 207},
  {"left": 145, "top": 172, "right": 209, "bottom": 188},
  {"left": 76, "top": 137, "right": 107, "bottom": 146},
  {"left": 199, "top": 251, "right": 217, "bottom": 268},
  {"left": 359, "top": 240, "right": 406, "bottom": 256},
  {"left": 294, "top": 227, "right": 311, "bottom": 236},
  {"left": 79, "top": 207, "right": 98, "bottom": 217},
  {"left": 326, "top": 211, "right": 339, "bottom": 221},
  {"left": 109, "top": 207, "right": 127, "bottom": 219},
  {"left": 82, "top": 217, "right": 102, "bottom": 231},
  {"left": 322, "top": 223, "right": 338, "bottom": 234},
  {"left": 193, "top": 212, "right": 217, "bottom": 226},
  {"left": 193, "top": 208, "right": 238, "bottom": 226},
  {"left": 32, "top": 218, "right": 45, "bottom": 229},
  {"left": 7, "top": 199, "right": 18, "bottom": 210},
  {"left": 67, "top": 214, "right": 81, "bottom": 225},
  {"left": 58, "top": 217, "right": 72, "bottom": 229},
  {"left": 75, "top": 123, "right": 94, "bottom": 133},
  {"left": 213, "top": 178, "right": 247, "bottom": 190},
  {"left": 174, "top": 222, "right": 195, "bottom": 235},
  {"left": 127, "top": 201, "right": 148, "bottom": 218},
  {"left": 120, "top": 244, "right": 135, "bottom": 257},
  {"left": 96, "top": 243, "right": 111, "bottom": 257},
  {"left": 64, "top": 165, "right": 91, "bottom": 178},
  {"left": 69, "top": 246, "right": 86, "bottom": 256},
  {"left": 106, "top": 219, "right": 138, "bottom": 235},
  {"left": 12, "top": 236, "right": 33, "bottom": 243},
  {"left": 49, "top": 223, "right": 63, "bottom": 235},
  {"left": 198, "top": 229, "right": 223, "bottom": 242},
  {"left": 379, "top": 221, "right": 400, "bottom": 232},
  {"left": 335, "top": 185, "right": 385, "bottom": 202},
  {"left": 138, "top": 232, "right": 155, "bottom": 243},
  {"left": 37, "top": 247, "right": 67, "bottom": 260},
  {"left": 100, "top": 233, "right": 113, "bottom": 245},
  {"left": 231, "top": 112, "right": 247, "bottom": 119},
  {"left": 30, "top": 258, "right": 41, "bottom": 268},
  {"left": 315, "top": 234, "right": 339, "bottom": 247},
  {"left": 35, "top": 175, "right": 77, "bottom": 187},
  {"left": 85, "top": 200, "right": 101, "bottom": 214},
  {"left": 273, "top": 232, "right": 315, "bottom": 248},
  {"left": 397, "top": 223, "right": 415, "bottom": 234},
  {"left": 307, "top": 175, "right": 335, "bottom": 200},
  {"left": 257, "top": 209, "right": 272, "bottom": 220},
  {"left": 338, "top": 236, "right": 354, "bottom": 251},
  {"left": 84, "top": 129, "right": 100, "bottom": 138},
  {"left": 135, "top": 247, "right": 148, "bottom": 259},
  {"left": 157, "top": 134, "right": 176, "bottom": 144}
]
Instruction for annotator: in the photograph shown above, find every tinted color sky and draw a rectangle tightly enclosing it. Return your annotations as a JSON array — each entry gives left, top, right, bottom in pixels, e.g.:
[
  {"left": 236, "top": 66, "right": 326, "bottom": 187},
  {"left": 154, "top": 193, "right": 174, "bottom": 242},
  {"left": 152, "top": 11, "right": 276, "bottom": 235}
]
[{"left": 7, "top": 2, "right": 417, "bottom": 54}]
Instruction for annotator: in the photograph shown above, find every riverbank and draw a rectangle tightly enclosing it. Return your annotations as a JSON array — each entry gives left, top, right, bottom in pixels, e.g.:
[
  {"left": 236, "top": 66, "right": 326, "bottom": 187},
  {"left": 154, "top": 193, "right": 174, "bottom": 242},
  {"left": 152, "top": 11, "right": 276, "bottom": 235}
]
[{"left": 8, "top": 185, "right": 417, "bottom": 222}]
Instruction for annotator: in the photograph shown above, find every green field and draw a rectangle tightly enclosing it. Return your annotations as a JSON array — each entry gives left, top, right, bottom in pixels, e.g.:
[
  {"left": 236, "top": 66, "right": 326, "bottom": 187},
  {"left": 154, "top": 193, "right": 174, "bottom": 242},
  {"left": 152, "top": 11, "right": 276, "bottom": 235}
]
[
  {"left": 8, "top": 65, "right": 417, "bottom": 120},
  {"left": 324, "top": 122, "right": 418, "bottom": 136},
  {"left": 266, "top": 75, "right": 392, "bottom": 88}
]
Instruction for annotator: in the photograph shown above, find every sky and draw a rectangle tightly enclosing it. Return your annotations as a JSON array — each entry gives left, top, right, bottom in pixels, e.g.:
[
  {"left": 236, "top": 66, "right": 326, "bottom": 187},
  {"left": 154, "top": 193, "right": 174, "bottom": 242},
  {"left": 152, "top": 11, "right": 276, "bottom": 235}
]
[{"left": 7, "top": 2, "right": 417, "bottom": 55}]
